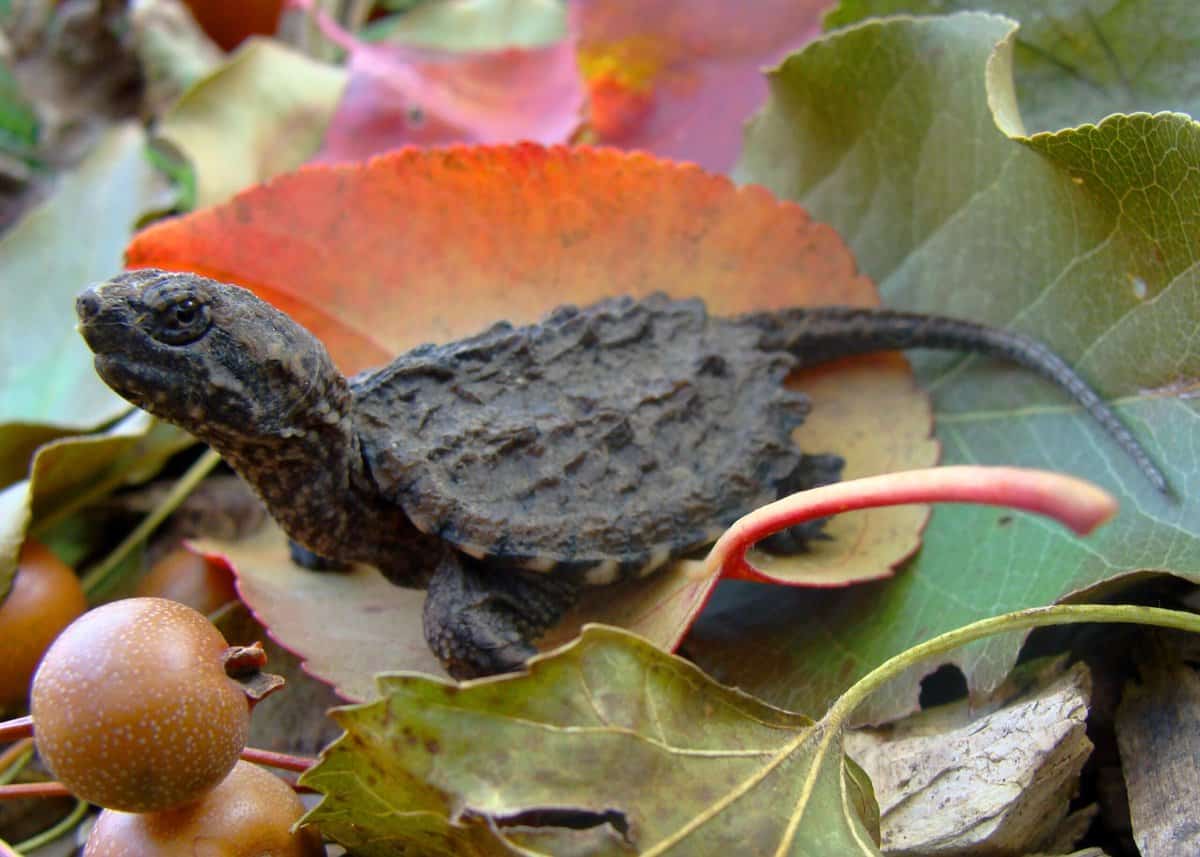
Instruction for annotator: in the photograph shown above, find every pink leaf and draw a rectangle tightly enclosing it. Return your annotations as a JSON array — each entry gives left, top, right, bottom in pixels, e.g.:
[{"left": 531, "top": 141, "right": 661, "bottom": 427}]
[
  {"left": 297, "top": 2, "right": 584, "bottom": 162},
  {"left": 573, "top": 0, "right": 831, "bottom": 171}
]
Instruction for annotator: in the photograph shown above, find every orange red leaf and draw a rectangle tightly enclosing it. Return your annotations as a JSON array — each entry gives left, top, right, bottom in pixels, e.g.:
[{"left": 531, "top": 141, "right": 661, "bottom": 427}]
[{"left": 128, "top": 145, "right": 882, "bottom": 370}]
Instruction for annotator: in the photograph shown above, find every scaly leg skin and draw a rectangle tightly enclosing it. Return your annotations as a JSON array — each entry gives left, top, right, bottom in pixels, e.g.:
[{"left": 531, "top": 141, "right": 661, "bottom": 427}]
[{"left": 423, "top": 550, "right": 580, "bottom": 679}]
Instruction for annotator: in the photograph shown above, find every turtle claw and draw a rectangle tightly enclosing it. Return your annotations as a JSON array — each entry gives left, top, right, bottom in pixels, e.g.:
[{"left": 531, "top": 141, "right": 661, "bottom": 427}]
[{"left": 426, "top": 614, "right": 538, "bottom": 679}]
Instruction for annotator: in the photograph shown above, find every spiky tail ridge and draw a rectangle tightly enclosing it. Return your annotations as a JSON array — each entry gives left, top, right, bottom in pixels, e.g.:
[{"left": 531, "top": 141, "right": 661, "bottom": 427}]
[{"left": 747, "top": 306, "right": 1169, "bottom": 495}]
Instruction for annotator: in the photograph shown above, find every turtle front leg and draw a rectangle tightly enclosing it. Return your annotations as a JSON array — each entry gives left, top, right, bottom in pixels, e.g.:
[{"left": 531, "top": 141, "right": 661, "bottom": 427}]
[
  {"left": 423, "top": 551, "right": 580, "bottom": 679},
  {"left": 287, "top": 540, "right": 348, "bottom": 572}
]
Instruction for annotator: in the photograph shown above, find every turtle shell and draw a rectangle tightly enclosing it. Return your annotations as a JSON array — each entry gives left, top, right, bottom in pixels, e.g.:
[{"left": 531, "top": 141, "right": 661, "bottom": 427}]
[{"left": 352, "top": 294, "right": 827, "bottom": 583}]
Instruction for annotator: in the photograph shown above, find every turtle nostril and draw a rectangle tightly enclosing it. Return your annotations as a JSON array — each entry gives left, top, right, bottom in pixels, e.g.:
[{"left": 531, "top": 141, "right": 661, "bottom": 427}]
[{"left": 76, "top": 290, "right": 101, "bottom": 321}]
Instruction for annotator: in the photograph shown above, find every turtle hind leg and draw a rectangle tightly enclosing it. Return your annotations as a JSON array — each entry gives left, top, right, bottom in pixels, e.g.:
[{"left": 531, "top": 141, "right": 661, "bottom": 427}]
[
  {"left": 424, "top": 551, "right": 580, "bottom": 679},
  {"left": 757, "top": 451, "right": 845, "bottom": 554}
]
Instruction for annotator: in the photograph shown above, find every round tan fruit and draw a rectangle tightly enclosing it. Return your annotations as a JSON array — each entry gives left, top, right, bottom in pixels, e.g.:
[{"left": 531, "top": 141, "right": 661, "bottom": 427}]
[
  {"left": 31, "top": 597, "right": 250, "bottom": 812},
  {"left": 135, "top": 547, "right": 238, "bottom": 614},
  {"left": 83, "top": 760, "right": 325, "bottom": 856},
  {"left": 0, "top": 540, "right": 87, "bottom": 711}
]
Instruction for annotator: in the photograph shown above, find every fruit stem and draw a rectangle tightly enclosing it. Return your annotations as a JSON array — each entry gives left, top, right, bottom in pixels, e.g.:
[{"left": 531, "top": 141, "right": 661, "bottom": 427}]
[
  {"left": 0, "top": 717, "right": 33, "bottom": 745},
  {"left": 223, "top": 641, "right": 270, "bottom": 676},
  {"left": 0, "top": 739, "right": 33, "bottom": 786},
  {"left": 0, "top": 782, "right": 71, "bottom": 800},
  {"left": 13, "top": 798, "right": 88, "bottom": 853},
  {"left": 241, "top": 746, "right": 316, "bottom": 774}
]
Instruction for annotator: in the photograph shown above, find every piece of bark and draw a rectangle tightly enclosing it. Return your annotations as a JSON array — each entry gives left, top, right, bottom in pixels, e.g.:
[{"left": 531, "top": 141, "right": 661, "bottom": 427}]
[
  {"left": 1115, "top": 631, "right": 1200, "bottom": 856},
  {"left": 845, "top": 660, "right": 1092, "bottom": 856}
]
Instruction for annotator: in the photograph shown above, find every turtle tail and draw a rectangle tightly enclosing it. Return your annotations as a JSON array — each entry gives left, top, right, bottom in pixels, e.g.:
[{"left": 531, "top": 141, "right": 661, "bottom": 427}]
[{"left": 746, "top": 305, "right": 1169, "bottom": 496}]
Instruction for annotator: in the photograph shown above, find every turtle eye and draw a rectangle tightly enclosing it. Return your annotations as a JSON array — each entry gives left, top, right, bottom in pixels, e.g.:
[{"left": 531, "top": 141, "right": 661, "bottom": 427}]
[{"left": 152, "top": 295, "right": 212, "bottom": 345}]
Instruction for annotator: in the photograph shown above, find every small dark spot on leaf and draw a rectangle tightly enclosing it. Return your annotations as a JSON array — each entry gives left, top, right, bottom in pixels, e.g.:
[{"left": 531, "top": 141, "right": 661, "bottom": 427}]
[
  {"left": 425, "top": 738, "right": 440, "bottom": 754},
  {"left": 998, "top": 515, "right": 1013, "bottom": 526}
]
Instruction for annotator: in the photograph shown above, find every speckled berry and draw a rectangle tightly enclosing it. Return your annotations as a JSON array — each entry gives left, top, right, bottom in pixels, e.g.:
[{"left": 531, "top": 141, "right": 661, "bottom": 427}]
[
  {"left": 83, "top": 760, "right": 326, "bottom": 856},
  {"left": 31, "top": 597, "right": 250, "bottom": 812},
  {"left": 134, "top": 547, "right": 238, "bottom": 614},
  {"left": 0, "top": 540, "right": 88, "bottom": 711}
]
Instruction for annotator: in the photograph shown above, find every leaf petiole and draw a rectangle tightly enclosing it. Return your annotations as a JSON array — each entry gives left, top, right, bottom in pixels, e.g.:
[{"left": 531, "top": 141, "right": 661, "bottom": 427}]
[
  {"left": 0, "top": 738, "right": 32, "bottom": 786},
  {"left": 824, "top": 604, "right": 1200, "bottom": 727},
  {"left": 707, "top": 466, "right": 1117, "bottom": 581},
  {"left": 12, "top": 797, "right": 88, "bottom": 853}
]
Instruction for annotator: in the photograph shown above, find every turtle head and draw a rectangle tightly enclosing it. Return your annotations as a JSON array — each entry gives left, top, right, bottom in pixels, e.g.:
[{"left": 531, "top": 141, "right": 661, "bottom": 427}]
[{"left": 76, "top": 269, "right": 350, "bottom": 448}]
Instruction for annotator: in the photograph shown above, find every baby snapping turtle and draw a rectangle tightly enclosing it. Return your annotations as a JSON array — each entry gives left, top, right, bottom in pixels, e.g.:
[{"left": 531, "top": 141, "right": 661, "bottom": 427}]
[{"left": 77, "top": 270, "right": 1165, "bottom": 677}]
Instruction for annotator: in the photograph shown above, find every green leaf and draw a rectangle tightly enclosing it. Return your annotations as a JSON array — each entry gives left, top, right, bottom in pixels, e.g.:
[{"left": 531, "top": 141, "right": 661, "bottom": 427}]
[
  {"left": 825, "top": 0, "right": 1200, "bottom": 133},
  {"left": 363, "top": 0, "right": 567, "bottom": 50},
  {"left": 0, "top": 412, "right": 192, "bottom": 600},
  {"left": 725, "top": 12, "right": 1200, "bottom": 722},
  {"left": 0, "top": 122, "right": 169, "bottom": 473},
  {"left": 302, "top": 626, "right": 881, "bottom": 856},
  {"left": 302, "top": 604, "right": 1200, "bottom": 854},
  {"left": 0, "top": 61, "right": 39, "bottom": 162},
  {"left": 157, "top": 38, "right": 346, "bottom": 208}
]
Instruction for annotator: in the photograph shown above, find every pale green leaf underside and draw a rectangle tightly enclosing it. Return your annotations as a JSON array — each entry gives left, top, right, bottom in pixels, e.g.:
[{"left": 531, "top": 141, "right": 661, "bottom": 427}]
[
  {"left": 0, "top": 412, "right": 191, "bottom": 600},
  {"left": 0, "top": 123, "right": 163, "bottom": 446},
  {"left": 723, "top": 11, "right": 1200, "bottom": 722}
]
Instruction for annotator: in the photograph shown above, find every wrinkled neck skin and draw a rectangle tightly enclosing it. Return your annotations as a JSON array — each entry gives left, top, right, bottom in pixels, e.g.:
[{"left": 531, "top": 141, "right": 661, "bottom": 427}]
[
  {"left": 77, "top": 269, "right": 443, "bottom": 585},
  {"left": 199, "top": 375, "right": 441, "bottom": 586}
]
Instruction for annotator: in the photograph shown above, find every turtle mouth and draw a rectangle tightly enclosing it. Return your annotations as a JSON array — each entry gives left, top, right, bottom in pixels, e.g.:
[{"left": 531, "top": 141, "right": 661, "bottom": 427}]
[
  {"left": 91, "top": 352, "right": 156, "bottom": 408},
  {"left": 77, "top": 287, "right": 161, "bottom": 405}
]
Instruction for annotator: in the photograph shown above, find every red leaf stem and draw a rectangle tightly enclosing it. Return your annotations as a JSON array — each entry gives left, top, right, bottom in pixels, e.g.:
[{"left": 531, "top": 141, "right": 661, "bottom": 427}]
[
  {"left": 0, "top": 717, "right": 32, "bottom": 745},
  {"left": 0, "top": 782, "right": 71, "bottom": 801},
  {"left": 709, "top": 467, "right": 1118, "bottom": 582},
  {"left": 240, "top": 746, "right": 317, "bottom": 774}
]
